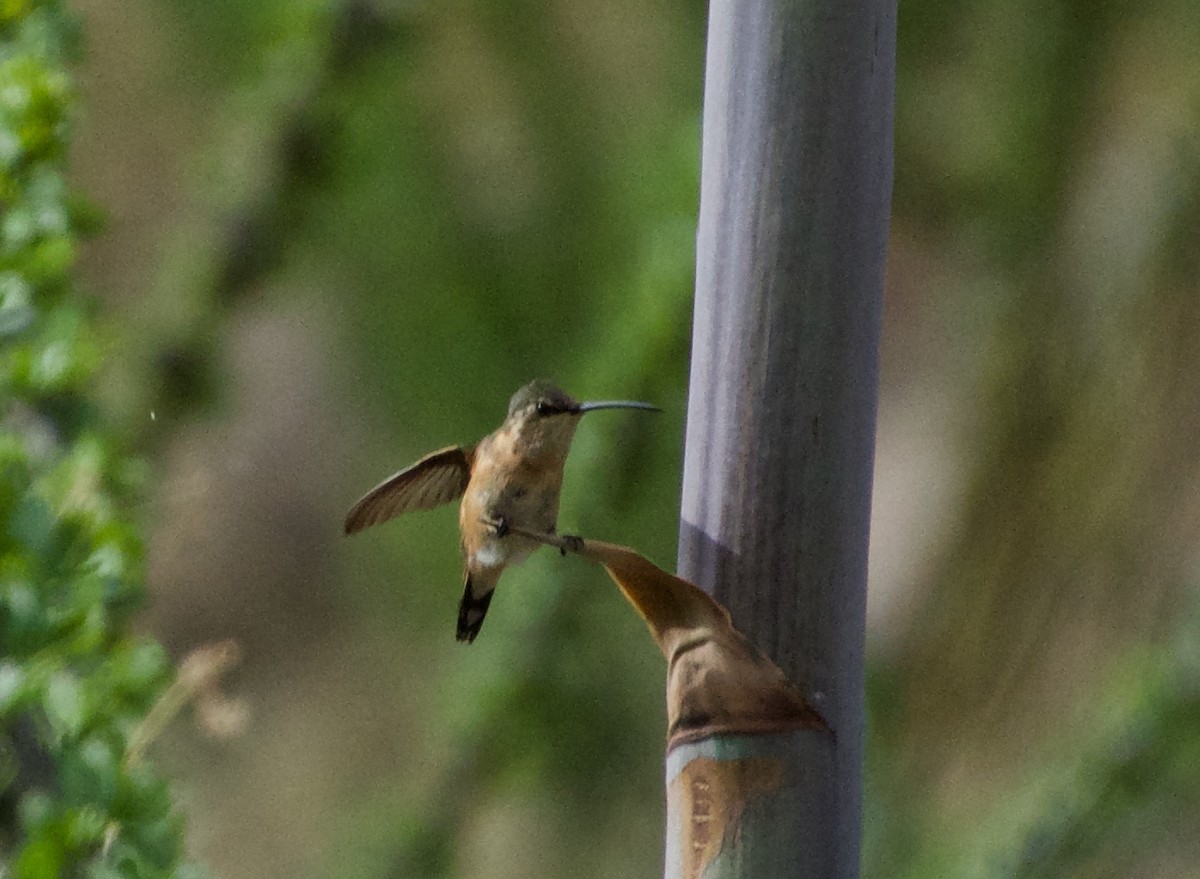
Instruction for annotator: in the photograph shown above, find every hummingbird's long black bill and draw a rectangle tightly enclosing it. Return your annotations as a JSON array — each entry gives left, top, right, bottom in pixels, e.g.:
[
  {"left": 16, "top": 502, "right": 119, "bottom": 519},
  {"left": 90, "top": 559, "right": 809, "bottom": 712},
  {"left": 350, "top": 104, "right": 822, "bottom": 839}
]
[{"left": 575, "top": 400, "right": 661, "bottom": 414}]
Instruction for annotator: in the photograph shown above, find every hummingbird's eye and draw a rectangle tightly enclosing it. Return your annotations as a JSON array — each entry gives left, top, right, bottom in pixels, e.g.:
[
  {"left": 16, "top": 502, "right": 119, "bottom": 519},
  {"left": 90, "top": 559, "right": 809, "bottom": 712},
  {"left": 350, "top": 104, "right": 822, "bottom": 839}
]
[{"left": 535, "top": 401, "right": 553, "bottom": 416}]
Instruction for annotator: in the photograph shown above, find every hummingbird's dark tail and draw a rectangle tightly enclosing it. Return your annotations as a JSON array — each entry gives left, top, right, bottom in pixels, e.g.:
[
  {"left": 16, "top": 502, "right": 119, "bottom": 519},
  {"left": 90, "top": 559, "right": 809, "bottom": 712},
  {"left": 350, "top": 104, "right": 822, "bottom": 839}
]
[{"left": 457, "top": 570, "right": 498, "bottom": 643}]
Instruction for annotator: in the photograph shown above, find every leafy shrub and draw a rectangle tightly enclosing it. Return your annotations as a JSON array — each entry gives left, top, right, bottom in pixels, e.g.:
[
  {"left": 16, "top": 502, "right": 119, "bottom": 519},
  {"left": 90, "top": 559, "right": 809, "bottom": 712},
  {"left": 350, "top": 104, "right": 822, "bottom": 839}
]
[{"left": 2, "top": 4, "right": 191, "bottom": 877}]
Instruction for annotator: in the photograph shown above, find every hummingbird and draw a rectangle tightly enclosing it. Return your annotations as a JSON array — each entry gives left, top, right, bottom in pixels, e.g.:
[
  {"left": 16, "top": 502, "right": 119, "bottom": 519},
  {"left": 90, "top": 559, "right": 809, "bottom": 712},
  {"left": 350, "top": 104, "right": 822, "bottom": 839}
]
[{"left": 344, "top": 380, "right": 659, "bottom": 643}]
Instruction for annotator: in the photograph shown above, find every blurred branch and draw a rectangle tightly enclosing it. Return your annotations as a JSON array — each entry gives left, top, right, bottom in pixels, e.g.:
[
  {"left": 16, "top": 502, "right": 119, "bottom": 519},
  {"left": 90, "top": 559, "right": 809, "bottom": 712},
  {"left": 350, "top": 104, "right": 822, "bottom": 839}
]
[
  {"left": 124, "top": 639, "right": 246, "bottom": 768},
  {"left": 135, "top": 0, "right": 414, "bottom": 433}
]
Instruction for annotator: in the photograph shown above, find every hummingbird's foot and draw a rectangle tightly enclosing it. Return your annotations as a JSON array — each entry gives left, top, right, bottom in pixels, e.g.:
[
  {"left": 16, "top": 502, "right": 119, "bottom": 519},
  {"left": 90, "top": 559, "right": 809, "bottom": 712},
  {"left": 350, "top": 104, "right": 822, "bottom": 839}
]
[
  {"left": 559, "top": 534, "right": 585, "bottom": 556},
  {"left": 480, "top": 514, "right": 510, "bottom": 538}
]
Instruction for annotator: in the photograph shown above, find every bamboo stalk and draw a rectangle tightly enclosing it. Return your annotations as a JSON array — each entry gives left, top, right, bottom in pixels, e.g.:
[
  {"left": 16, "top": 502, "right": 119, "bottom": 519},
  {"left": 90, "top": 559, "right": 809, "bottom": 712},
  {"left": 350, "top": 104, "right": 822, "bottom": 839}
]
[{"left": 677, "top": 0, "right": 895, "bottom": 874}]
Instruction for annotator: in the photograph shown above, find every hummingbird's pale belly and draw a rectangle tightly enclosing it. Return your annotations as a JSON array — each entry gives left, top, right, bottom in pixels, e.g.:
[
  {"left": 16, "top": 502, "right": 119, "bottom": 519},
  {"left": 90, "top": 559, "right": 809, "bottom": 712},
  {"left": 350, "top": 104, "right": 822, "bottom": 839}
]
[{"left": 472, "top": 538, "right": 532, "bottom": 569}]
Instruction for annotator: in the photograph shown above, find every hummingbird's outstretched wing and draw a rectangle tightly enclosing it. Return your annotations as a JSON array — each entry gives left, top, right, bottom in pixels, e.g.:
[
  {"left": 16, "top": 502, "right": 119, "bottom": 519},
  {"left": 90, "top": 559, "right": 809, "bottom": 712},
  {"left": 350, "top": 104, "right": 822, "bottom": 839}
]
[{"left": 344, "top": 445, "right": 473, "bottom": 535}]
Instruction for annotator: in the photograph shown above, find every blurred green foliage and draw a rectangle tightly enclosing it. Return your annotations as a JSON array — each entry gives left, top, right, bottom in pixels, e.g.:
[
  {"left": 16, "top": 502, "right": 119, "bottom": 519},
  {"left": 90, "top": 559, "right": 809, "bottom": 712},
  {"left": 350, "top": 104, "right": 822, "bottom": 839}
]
[
  {"left": 9, "top": 0, "right": 1199, "bottom": 877},
  {"left": 868, "top": 0, "right": 1200, "bottom": 876},
  {"left": 1, "top": 3, "right": 189, "bottom": 876}
]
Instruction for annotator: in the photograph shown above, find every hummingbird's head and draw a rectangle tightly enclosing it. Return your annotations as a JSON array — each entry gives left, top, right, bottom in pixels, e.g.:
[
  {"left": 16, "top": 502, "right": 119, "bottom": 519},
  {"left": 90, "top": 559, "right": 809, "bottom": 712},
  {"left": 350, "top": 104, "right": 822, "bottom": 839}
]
[
  {"left": 504, "top": 379, "right": 660, "bottom": 459},
  {"left": 507, "top": 380, "right": 578, "bottom": 420},
  {"left": 504, "top": 381, "right": 585, "bottom": 459}
]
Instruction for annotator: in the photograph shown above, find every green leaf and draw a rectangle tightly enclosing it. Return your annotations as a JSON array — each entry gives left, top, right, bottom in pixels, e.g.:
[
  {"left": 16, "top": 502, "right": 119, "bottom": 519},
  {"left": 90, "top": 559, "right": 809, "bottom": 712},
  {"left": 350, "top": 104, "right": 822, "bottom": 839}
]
[
  {"left": 0, "top": 659, "right": 25, "bottom": 712},
  {"left": 13, "top": 832, "right": 67, "bottom": 879},
  {"left": 0, "top": 270, "right": 36, "bottom": 336},
  {"left": 43, "top": 669, "right": 85, "bottom": 739}
]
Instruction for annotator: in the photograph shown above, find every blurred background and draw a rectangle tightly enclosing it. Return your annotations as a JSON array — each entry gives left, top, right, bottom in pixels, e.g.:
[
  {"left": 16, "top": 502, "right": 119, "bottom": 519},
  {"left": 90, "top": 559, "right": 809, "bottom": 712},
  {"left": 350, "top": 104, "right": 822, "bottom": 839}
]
[{"left": 65, "top": 0, "right": 1200, "bottom": 876}]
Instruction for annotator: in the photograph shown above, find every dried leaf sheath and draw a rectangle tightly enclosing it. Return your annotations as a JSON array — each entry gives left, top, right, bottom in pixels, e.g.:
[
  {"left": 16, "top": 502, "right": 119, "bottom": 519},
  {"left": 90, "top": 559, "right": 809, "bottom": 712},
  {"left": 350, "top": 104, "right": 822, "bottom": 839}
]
[{"left": 513, "top": 531, "right": 830, "bottom": 748}]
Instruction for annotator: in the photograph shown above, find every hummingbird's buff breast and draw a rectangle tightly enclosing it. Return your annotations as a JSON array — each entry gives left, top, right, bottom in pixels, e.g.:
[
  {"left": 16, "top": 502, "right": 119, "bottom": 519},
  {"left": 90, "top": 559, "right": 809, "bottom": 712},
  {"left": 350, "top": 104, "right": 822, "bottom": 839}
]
[{"left": 459, "top": 430, "right": 567, "bottom": 570}]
